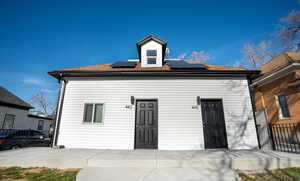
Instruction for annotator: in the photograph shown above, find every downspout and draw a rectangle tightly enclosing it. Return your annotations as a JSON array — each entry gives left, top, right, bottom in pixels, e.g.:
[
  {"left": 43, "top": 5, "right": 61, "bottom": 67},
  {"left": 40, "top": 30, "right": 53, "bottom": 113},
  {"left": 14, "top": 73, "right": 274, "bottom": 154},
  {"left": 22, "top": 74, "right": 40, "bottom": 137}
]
[
  {"left": 247, "top": 78, "right": 261, "bottom": 149},
  {"left": 52, "top": 76, "right": 67, "bottom": 147}
]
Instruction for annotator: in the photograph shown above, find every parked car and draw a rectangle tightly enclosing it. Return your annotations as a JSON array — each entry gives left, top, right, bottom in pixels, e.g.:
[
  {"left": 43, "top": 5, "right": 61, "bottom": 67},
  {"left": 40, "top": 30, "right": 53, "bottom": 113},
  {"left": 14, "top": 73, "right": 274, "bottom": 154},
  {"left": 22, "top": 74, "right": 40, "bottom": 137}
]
[{"left": 0, "top": 129, "right": 50, "bottom": 150}]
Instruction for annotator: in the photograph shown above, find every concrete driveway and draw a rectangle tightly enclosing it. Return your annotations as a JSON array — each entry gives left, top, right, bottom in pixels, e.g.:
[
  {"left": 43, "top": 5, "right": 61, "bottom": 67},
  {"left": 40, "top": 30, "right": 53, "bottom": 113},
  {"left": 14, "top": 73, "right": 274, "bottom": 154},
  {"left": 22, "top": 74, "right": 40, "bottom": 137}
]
[{"left": 1, "top": 148, "right": 300, "bottom": 181}]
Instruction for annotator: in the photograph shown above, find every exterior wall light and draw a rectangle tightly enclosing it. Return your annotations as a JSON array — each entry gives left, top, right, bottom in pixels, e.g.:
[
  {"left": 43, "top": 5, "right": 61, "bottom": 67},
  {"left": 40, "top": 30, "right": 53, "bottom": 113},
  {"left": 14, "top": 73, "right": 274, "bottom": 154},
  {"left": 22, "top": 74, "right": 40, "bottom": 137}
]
[
  {"left": 131, "top": 96, "right": 135, "bottom": 105},
  {"left": 197, "top": 96, "right": 201, "bottom": 105}
]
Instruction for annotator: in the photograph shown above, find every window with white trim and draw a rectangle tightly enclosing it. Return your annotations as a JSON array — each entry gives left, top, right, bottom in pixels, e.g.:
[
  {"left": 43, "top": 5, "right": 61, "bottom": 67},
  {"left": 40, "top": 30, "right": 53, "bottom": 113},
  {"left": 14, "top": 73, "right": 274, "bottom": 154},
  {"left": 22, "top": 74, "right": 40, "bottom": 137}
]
[
  {"left": 276, "top": 93, "right": 290, "bottom": 119},
  {"left": 147, "top": 50, "right": 157, "bottom": 64},
  {"left": 2, "top": 114, "right": 15, "bottom": 129},
  {"left": 37, "top": 120, "right": 44, "bottom": 130},
  {"left": 83, "top": 103, "right": 104, "bottom": 123}
]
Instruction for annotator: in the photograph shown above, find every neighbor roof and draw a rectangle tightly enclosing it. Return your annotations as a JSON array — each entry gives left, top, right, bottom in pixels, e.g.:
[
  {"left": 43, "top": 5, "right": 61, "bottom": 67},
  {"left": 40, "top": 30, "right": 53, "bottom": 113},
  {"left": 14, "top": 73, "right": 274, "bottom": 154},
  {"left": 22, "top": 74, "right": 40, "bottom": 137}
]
[
  {"left": 260, "top": 51, "right": 300, "bottom": 74},
  {"left": 28, "top": 113, "right": 54, "bottom": 120},
  {"left": 253, "top": 51, "right": 300, "bottom": 83},
  {"left": 48, "top": 61, "right": 259, "bottom": 79},
  {"left": 0, "top": 86, "right": 33, "bottom": 110}
]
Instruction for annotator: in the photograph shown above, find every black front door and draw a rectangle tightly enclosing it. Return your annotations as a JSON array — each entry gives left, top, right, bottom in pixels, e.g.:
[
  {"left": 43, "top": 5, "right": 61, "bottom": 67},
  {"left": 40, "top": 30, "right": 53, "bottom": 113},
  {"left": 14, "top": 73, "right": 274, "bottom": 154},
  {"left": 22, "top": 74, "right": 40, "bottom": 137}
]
[
  {"left": 201, "top": 99, "right": 228, "bottom": 149},
  {"left": 135, "top": 100, "right": 158, "bottom": 149}
]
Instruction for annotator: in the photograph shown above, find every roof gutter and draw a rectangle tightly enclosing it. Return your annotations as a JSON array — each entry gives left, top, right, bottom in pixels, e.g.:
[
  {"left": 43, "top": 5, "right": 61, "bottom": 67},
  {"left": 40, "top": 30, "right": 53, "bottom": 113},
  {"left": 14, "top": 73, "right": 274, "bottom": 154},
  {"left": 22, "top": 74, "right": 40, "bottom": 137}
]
[
  {"left": 251, "top": 63, "right": 300, "bottom": 87},
  {"left": 48, "top": 70, "right": 260, "bottom": 80}
]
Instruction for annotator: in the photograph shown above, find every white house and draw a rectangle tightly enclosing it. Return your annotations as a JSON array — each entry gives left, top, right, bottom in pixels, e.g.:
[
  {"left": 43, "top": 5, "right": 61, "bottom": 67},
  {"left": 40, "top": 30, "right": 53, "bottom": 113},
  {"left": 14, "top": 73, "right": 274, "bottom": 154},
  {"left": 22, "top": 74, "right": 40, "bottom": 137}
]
[
  {"left": 0, "top": 86, "right": 33, "bottom": 129},
  {"left": 49, "top": 35, "right": 260, "bottom": 150},
  {"left": 0, "top": 86, "right": 54, "bottom": 134},
  {"left": 27, "top": 114, "right": 54, "bottom": 136}
]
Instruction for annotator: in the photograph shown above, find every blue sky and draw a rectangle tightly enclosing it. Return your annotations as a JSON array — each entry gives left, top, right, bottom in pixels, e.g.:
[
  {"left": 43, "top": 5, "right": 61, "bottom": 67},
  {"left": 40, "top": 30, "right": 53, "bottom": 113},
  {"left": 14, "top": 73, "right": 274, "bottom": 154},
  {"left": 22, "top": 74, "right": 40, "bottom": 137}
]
[{"left": 0, "top": 0, "right": 298, "bottom": 108}]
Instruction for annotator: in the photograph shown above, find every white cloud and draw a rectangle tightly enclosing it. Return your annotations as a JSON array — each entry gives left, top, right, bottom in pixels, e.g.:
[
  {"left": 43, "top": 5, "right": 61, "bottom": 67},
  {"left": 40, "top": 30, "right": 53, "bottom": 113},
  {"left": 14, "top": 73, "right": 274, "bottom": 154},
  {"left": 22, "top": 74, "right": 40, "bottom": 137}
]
[
  {"left": 22, "top": 77, "right": 45, "bottom": 86},
  {"left": 41, "top": 88, "right": 57, "bottom": 94},
  {"left": 22, "top": 77, "right": 50, "bottom": 87},
  {"left": 177, "top": 51, "right": 211, "bottom": 63}
]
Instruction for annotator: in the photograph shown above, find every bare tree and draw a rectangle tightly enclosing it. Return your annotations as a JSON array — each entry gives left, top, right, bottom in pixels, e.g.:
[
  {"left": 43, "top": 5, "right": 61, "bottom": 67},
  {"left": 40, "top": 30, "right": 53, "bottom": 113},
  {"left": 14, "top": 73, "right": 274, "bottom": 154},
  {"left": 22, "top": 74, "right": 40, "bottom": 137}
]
[
  {"left": 236, "top": 41, "right": 275, "bottom": 69},
  {"left": 177, "top": 50, "right": 210, "bottom": 63},
  {"left": 277, "top": 10, "right": 300, "bottom": 51},
  {"left": 30, "top": 91, "right": 54, "bottom": 115}
]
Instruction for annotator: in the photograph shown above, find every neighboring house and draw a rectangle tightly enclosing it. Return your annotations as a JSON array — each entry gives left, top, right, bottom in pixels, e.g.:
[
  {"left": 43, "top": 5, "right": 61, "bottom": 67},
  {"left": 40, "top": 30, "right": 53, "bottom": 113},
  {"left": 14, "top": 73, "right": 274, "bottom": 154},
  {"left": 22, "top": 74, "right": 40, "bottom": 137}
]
[
  {"left": 0, "top": 86, "right": 54, "bottom": 134},
  {"left": 252, "top": 52, "right": 300, "bottom": 124},
  {"left": 49, "top": 35, "right": 260, "bottom": 150},
  {"left": 27, "top": 113, "right": 54, "bottom": 135},
  {"left": 0, "top": 86, "right": 33, "bottom": 129},
  {"left": 251, "top": 52, "right": 300, "bottom": 149}
]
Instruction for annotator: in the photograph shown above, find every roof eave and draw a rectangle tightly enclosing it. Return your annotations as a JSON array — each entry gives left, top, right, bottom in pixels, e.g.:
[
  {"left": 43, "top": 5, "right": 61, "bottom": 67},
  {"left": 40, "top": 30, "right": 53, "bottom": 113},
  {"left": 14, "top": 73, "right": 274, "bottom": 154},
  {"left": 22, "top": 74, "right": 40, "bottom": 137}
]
[
  {"left": 0, "top": 101, "right": 33, "bottom": 110},
  {"left": 48, "top": 70, "right": 260, "bottom": 80}
]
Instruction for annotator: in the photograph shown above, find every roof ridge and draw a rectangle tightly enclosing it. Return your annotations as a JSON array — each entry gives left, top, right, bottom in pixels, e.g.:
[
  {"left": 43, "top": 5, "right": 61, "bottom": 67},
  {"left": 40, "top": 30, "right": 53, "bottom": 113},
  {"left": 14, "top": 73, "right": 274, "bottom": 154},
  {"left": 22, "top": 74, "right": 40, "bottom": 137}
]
[{"left": 283, "top": 51, "right": 294, "bottom": 63}]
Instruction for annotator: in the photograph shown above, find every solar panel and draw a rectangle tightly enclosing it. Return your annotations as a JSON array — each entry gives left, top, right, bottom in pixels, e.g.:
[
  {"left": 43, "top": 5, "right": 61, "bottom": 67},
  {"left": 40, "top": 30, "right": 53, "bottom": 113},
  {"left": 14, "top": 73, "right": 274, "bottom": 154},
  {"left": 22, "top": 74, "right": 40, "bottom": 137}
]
[
  {"left": 111, "top": 61, "right": 137, "bottom": 68},
  {"left": 166, "top": 60, "right": 207, "bottom": 69}
]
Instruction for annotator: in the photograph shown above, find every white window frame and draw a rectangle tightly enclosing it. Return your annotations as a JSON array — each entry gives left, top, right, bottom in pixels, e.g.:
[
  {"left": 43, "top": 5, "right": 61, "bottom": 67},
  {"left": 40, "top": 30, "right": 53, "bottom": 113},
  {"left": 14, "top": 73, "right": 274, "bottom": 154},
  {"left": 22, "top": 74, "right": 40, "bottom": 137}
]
[
  {"left": 146, "top": 50, "right": 157, "bottom": 64},
  {"left": 37, "top": 120, "right": 44, "bottom": 131},
  {"left": 83, "top": 103, "right": 105, "bottom": 124},
  {"left": 275, "top": 93, "right": 291, "bottom": 120},
  {"left": 2, "top": 114, "right": 15, "bottom": 129}
]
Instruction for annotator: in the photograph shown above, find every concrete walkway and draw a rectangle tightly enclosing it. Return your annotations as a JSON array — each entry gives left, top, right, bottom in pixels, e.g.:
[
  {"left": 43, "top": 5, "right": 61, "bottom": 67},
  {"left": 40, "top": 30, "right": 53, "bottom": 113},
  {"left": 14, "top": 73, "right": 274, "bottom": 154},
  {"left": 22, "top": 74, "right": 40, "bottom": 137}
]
[
  {"left": 0, "top": 148, "right": 300, "bottom": 171},
  {"left": 76, "top": 167, "right": 240, "bottom": 181},
  {"left": 2, "top": 148, "right": 300, "bottom": 180}
]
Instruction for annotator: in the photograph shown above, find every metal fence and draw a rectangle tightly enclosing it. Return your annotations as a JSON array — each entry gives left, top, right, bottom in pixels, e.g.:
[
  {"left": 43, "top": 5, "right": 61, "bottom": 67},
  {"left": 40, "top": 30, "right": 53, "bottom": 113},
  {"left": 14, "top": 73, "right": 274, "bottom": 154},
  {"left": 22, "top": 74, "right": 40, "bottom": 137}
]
[{"left": 269, "top": 123, "right": 300, "bottom": 153}]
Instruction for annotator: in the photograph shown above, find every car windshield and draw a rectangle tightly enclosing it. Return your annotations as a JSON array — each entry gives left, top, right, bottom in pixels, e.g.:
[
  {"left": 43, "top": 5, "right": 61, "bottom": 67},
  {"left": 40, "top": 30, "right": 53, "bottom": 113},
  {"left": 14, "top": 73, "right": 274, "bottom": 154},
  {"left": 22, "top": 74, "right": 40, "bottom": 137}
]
[{"left": 0, "top": 129, "right": 17, "bottom": 138}]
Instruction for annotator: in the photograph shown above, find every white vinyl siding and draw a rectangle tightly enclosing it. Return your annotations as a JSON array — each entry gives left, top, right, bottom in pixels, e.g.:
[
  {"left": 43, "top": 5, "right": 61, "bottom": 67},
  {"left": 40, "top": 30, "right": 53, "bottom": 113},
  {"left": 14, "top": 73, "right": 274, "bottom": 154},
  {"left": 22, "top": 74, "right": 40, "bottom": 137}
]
[{"left": 57, "top": 77, "right": 258, "bottom": 150}]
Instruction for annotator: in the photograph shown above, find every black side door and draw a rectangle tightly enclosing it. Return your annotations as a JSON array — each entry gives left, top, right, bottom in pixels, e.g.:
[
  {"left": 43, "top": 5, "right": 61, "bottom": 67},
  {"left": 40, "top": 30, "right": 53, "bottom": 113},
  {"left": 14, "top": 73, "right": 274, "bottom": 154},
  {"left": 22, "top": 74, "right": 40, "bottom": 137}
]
[
  {"left": 201, "top": 99, "right": 228, "bottom": 149},
  {"left": 135, "top": 100, "right": 158, "bottom": 149}
]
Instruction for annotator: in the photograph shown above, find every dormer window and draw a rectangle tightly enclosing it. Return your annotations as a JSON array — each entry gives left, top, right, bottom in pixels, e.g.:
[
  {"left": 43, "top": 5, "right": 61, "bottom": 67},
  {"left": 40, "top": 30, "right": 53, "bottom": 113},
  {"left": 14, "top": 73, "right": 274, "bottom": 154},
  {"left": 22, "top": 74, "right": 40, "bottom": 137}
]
[
  {"left": 147, "top": 50, "right": 157, "bottom": 64},
  {"left": 136, "top": 35, "right": 167, "bottom": 67}
]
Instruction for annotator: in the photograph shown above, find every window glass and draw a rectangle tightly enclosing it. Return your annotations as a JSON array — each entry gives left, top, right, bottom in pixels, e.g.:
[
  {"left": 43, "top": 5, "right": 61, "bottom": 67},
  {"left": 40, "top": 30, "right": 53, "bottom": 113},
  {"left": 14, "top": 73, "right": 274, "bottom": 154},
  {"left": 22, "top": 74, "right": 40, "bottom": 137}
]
[
  {"left": 37, "top": 120, "right": 44, "bottom": 130},
  {"left": 147, "top": 50, "right": 157, "bottom": 56},
  {"left": 94, "top": 104, "right": 104, "bottom": 123},
  {"left": 83, "top": 104, "right": 93, "bottom": 122},
  {"left": 147, "top": 58, "right": 156, "bottom": 64},
  {"left": 2, "top": 114, "right": 15, "bottom": 129},
  {"left": 278, "top": 94, "right": 290, "bottom": 118}
]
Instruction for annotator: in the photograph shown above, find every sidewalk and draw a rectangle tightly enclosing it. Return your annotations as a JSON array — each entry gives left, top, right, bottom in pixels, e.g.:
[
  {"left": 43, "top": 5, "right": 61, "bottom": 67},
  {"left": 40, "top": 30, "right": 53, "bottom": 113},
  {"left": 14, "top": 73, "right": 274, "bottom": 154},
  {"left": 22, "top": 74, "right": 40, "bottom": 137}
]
[{"left": 0, "top": 147, "right": 299, "bottom": 171}]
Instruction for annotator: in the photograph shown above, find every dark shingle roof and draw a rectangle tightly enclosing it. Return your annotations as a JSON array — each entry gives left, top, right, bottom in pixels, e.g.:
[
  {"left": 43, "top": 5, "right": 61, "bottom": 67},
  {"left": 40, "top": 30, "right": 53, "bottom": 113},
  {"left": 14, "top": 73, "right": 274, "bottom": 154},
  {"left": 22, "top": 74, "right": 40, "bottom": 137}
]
[{"left": 0, "top": 86, "right": 33, "bottom": 110}]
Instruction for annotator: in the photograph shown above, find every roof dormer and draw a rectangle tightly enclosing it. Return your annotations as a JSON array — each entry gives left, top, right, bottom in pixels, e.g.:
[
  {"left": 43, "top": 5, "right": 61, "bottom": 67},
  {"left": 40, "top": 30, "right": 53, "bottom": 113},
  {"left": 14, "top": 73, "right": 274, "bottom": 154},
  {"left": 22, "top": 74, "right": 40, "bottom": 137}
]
[{"left": 136, "top": 35, "right": 167, "bottom": 68}]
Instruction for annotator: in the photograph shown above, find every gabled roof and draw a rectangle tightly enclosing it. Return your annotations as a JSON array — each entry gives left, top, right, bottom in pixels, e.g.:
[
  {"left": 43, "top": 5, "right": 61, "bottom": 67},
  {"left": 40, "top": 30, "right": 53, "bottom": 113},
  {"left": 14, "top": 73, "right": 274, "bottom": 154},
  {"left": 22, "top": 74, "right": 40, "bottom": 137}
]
[
  {"left": 136, "top": 35, "right": 168, "bottom": 60},
  {"left": 136, "top": 35, "right": 167, "bottom": 46},
  {"left": 253, "top": 51, "right": 300, "bottom": 84},
  {"left": 0, "top": 86, "right": 33, "bottom": 110},
  {"left": 260, "top": 51, "right": 300, "bottom": 74}
]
